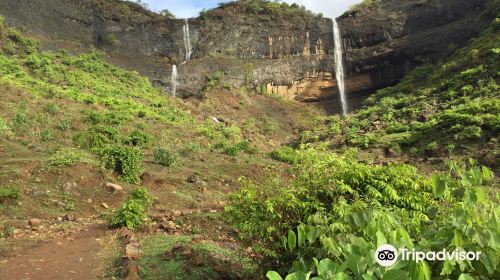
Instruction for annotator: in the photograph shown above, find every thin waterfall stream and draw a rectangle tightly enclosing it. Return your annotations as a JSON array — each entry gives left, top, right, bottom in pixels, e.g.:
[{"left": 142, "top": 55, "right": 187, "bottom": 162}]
[{"left": 333, "top": 19, "right": 348, "bottom": 115}]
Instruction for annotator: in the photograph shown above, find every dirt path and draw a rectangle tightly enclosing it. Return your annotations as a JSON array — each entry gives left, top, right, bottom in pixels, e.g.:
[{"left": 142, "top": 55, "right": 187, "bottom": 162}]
[{"left": 0, "top": 223, "right": 114, "bottom": 280}]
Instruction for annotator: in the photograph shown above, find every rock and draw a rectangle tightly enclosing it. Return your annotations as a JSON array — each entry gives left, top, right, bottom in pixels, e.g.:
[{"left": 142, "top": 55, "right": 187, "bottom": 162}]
[
  {"left": 101, "top": 203, "right": 110, "bottom": 209},
  {"left": 64, "top": 214, "right": 76, "bottom": 222},
  {"left": 29, "top": 218, "right": 42, "bottom": 227},
  {"left": 34, "top": 178, "right": 42, "bottom": 183},
  {"left": 30, "top": 190, "right": 47, "bottom": 197},
  {"left": 191, "top": 234, "right": 203, "bottom": 243},
  {"left": 211, "top": 116, "right": 220, "bottom": 123},
  {"left": 171, "top": 210, "right": 182, "bottom": 217},
  {"left": 106, "top": 182, "right": 124, "bottom": 193},
  {"left": 124, "top": 244, "right": 143, "bottom": 260},
  {"left": 417, "top": 115, "right": 428, "bottom": 122},
  {"left": 160, "top": 221, "right": 177, "bottom": 232},
  {"left": 57, "top": 216, "right": 63, "bottom": 222},
  {"left": 186, "top": 174, "right": 198, "bottom": 183},
  {"left": 384, "top": 148, "right": 397, "bottom": 158},
  {"left": 62, "top": 182, "right": 77, "bottom": 194}
]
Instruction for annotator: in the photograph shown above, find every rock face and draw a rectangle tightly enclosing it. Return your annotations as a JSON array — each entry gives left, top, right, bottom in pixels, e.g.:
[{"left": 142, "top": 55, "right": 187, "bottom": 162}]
[
  {"left": 0, "top": 0, "right": 489, "bottom": 103},
  {"left": 337, "top": 0, "right": 489, "bottom": 95}
]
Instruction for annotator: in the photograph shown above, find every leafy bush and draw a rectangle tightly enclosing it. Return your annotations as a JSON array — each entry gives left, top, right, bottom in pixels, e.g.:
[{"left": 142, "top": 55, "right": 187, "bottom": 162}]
[
  {"left": 153, "top": 147, "right": 178, "bottom": 167},
  {"left": 265, "top": 161, "right": 497, "bottom": 279},
  {"left": 0, "top": 186, "right": 20, "bottom": 201},
  {"left": 111, "top": 187, "right": 153, "bottom": 230},
  {"left": 226, "top": 148, "right": 435, "bottom": 245},
  {"left": 270, "top": 146, "right": 297, "bottom": 164},
  {"left": 49, "top": 149, "right": 83, "bottom": 167},
  {"left": 123, "top": 129, "right": 150, "bottom": 147},
  {"left": 100, "top": 145, "right": 143, "bottom": 184},
  {"left": 203, "top": 71, "right": 229, "bottom": 92},
  {"left": 223, "top": 141, "right": 256, "bottom": 156}
]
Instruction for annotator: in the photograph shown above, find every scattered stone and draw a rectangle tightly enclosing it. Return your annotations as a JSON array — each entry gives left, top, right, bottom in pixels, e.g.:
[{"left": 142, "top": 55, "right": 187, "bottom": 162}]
[
  {"left": 417, "top": 115, "right": 428, "bottom": 122},
  {"left": 186, "top": 174, "right": 198, "bottom": 183},
  {"left": 191, "top": 234, "right": 203, "bottom": 243},
  {"left": 30, "top": 190, "right": 47, "bottom": 197},
  {"left": 57, "top": 217, "right": 63, "bottom": 222},
  {"left": 160, "top": 221, "right": 178, "bottom": 232},
  {"left": 64, "top": 214, "right": 76, "bottom": 222},
  {"left": 87, "top": 198, "right": 93, "bottom": 203},
  {"left": 34, "top": 178, "right": 42, "bottom": 183},
  {"left": 101, "top": 203, "right": 110, "bottom": 209},
  {"left": 55, "top": 201, "right": 66, "bottom": 208},
  {"left": 171, "top": 210, "right": 182, "bottom": 217},
  {"left": 29, "top": 218, "right": 42, "bottom": 227},
  {"left": 62, "top": 182, "right": 77, "bottom": 194},
  {"left": 106, "top": 182, "right": 124, "bottom": 193},
  {"left": 124, "top": 244, "right": 143, "bottom": 260},
  {"left": 384, "top": 148, "right": 397, "bottom": 158},
  {"left": 211, "top": 116, "right": 220, "bottom": 123}
]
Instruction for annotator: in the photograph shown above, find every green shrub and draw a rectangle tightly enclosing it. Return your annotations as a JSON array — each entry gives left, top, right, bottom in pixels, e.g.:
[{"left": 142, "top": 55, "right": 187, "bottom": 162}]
[
  {"left": 180, "top": 142, "right": 201, "bottom": 156},
  {"left": 123, "top": 129, "right": 150, "bottom": 147},
  {"left": 265, "top": 162, "right": 497, "bottom": 279},
  {"left": 223, "top": 141, "right": 256, "bottom": 156},
  {"left": 57, "top": 119, "right": 71, "bottom": 131},
  {"left": 100, "top": 145, "right": 143, "bottom": 184},
  {"left": 153, "top": 147, "right": 178, "bottom": 167},
  {"left": 0, "top": 186, "right": 20, "bottom": 201},
  {"left": 226, "top": 148, "right": 434, "bottom": 245},
  {"left": 75, "top": 125, "right": 120, "bottom": 150},
  {"left": 203, "top": 71, "right": 228, "bottom": 92},
  {"left": 111, "top": 187, "right": 153, "bottom": 230},
  {"left": 0, "top": 117, "right": 12, "bottom": 136},
  {"left": 40, "top": 128, "right": 51, "bottom": 142},
  {"left": 49, "top": 149, "right": 82, "bottom": 167},
  {"left": 270, "top": 146, "right": 297, "bottom": 164}
]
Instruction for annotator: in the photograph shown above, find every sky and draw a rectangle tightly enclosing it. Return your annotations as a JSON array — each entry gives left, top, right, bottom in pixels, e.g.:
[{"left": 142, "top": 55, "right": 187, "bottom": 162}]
[{"left": 139, "top": 0, "right": 362, "bottom": 19}]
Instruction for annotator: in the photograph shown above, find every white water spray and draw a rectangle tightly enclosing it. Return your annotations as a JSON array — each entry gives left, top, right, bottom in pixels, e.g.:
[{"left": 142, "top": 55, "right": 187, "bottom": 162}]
[
  {"left": 333, "top": 19, "right": 348, "bottom": 115},
  {"left": 171, "top": 64, "right": 178, "bottom": 97},
  {"left": 182, "top": 18, "right": 192, "bottom": 62}
]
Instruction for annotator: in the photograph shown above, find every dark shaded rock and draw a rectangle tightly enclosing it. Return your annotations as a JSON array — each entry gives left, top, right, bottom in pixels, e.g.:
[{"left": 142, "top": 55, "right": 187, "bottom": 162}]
[
  {"left": 187, "top": 174, "right": 198, "bottom": 183},
  {"left": 337, "top": 0, "right": 488, "bottom": 95}
]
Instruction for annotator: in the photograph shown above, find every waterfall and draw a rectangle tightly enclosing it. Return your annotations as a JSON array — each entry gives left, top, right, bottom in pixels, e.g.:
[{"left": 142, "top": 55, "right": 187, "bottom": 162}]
[
  {"left": 333, "top": 19, "right": 348, "bottom": 115},
  {"left": 182, "top": 18, "right": 192, "bottom": 62},
  {"left": 171, "top": 65, "right": 178, "bottom": 97}
]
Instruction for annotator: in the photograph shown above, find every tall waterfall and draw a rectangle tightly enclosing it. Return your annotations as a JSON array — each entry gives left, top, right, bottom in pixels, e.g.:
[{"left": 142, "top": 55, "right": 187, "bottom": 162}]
[
  {"left": 182, "top": 19, "right": 192, "bottom": 62},
  {"left": 171, "top": 65, "right": 178, "bottom": 97},
  {"left": 333, "top": 19, "right": 348, "bottom": 115}
]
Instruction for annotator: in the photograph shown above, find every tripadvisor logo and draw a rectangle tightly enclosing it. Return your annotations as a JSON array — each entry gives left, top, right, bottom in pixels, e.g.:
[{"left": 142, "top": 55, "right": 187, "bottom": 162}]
[{"left": 375, "top": 244, "right": 482, "bottom": 267}]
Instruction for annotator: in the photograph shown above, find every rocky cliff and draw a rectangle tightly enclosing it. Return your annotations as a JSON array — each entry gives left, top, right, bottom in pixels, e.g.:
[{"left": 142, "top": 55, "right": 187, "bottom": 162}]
[
  {"left": 0, "top": 0, "right": 490, "bottom": 104},
  {"left": 337, "top": 0, "right": 489, "bottom": 95}
]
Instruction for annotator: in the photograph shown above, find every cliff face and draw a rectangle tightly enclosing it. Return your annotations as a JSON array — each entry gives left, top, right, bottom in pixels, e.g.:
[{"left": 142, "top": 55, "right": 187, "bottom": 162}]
[
  {"left": 0, "top": 0, "right": 335, "bottom": 98},
  {"left": 0, "top": 0, "right": 489, "bottom": 103},
  {"left": 337, "top": 0, "right": 489, "bottom": 95}
]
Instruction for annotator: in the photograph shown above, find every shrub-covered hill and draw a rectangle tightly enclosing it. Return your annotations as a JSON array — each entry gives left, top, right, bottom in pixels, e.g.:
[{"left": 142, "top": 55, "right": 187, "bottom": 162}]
[
  {"left": 225, "top": 3, "right": 500, "bottom": 280},
  {"left": 299, "top": 8, "right": 499, "bottom": 167}
]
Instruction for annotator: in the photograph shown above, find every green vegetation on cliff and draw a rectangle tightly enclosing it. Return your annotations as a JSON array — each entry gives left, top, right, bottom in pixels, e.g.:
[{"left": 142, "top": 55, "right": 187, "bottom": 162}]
[{"left": 226, "top": 5, "right": 500, "bottom": 280}]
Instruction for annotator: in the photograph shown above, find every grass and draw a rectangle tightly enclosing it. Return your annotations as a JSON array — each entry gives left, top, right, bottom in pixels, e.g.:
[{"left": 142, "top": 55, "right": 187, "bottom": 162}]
[{"left": 138, "top": 234, "right": 257, "bottom": 280}]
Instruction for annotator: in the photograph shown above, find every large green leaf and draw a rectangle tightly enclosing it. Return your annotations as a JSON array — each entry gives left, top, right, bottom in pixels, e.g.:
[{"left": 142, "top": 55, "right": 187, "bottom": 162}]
[
  {"left": 285, "top": 272, "right": 309, "bottom": 280},
  {"left": 458, "top": 273, "right": 474, "bottom": 280},
  {"left": 266, "top": 271, "right": 283, "bottom": 280},
  {"left": 432, "top": 174, "right": 447, "bottom": 197},
  {"left": 288, "top": 229, "right": 297, "bottom": 251},
  {"left": 298, "top": 224, "right": 306, "bottom": 247},
  {"left": 382, "top": 269, "right": 409, "bottom": 280},
  {"left": 317, "top": 258, "right": 338, "bottom": 277}
]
